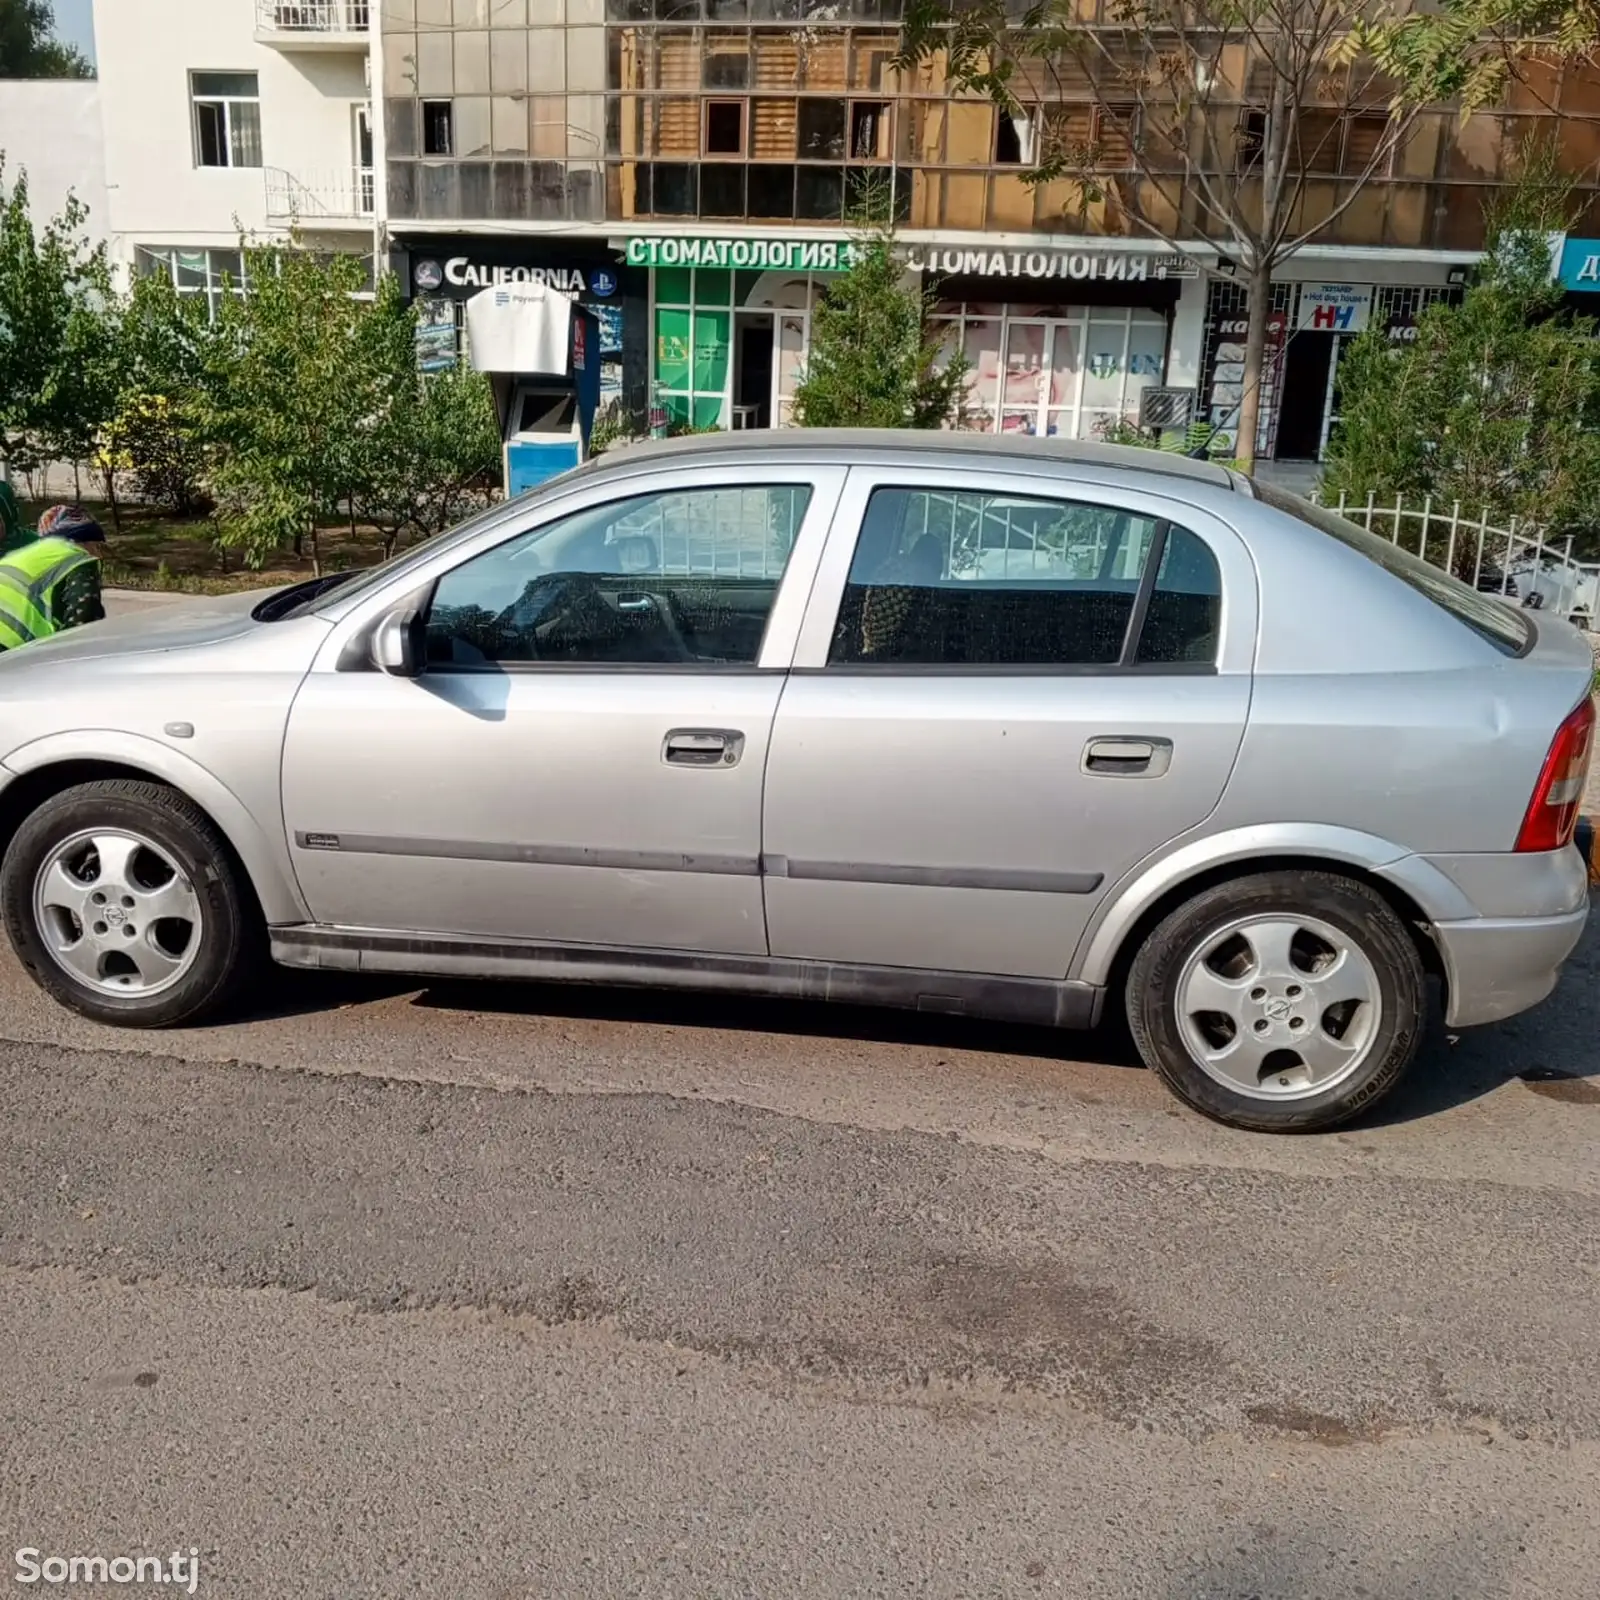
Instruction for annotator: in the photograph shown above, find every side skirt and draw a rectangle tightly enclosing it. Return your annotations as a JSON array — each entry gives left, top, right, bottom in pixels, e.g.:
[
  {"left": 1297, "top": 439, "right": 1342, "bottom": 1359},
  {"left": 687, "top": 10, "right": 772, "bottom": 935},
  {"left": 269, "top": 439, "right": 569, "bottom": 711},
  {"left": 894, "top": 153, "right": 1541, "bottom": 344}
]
[{"left": 269, "top": 926, "right": 1104, "bottom": 1031}]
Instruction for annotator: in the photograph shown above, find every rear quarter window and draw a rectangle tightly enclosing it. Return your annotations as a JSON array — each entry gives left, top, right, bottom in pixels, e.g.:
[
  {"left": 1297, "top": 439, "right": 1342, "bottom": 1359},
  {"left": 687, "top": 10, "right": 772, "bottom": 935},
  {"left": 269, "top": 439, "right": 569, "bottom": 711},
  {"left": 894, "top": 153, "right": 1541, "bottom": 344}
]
[{"left": 1253, "top": 483, "right": 1531, "bottom": 657}]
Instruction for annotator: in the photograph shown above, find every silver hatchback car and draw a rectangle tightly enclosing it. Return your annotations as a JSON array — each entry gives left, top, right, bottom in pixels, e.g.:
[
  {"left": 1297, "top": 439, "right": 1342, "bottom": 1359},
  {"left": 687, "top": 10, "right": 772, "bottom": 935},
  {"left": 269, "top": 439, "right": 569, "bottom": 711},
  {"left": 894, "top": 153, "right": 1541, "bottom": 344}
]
[{"left": 0, "top": 433, "right": 1591, "bottom": 1131}]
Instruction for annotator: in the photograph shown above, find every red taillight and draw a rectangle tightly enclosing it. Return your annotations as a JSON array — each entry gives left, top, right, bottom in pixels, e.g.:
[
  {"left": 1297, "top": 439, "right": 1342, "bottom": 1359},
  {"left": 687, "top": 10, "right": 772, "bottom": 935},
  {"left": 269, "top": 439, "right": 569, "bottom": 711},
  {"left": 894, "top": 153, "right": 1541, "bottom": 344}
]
[{"left": 1516, "top": 696, "right": 1595, "bottom": 853}]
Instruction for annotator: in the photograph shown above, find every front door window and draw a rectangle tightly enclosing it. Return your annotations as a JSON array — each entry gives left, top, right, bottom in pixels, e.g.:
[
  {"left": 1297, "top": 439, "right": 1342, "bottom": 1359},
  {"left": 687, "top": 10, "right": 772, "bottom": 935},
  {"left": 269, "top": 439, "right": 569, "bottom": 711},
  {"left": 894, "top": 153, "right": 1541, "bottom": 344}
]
[{"left": 425, "top": 484, "right": 813, "bottom": 668}]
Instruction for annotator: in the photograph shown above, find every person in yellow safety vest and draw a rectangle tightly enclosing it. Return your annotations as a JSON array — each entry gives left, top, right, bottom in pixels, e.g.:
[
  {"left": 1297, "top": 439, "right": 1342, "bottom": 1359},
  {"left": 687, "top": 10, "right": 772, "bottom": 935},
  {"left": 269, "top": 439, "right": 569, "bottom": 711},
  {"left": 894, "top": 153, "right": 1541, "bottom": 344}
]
[{"left": 0, "top": 505, "right": 107, "bottom": 653}]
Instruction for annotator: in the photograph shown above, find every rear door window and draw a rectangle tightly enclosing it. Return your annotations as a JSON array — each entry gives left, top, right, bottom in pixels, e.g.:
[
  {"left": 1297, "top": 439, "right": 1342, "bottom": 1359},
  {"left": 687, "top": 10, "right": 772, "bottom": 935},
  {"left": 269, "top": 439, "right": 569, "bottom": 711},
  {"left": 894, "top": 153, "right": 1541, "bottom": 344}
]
[
  {"left": 1254, "top": 482, "right": 1531, "bottom": 657},
  {"left": 826, "top": 486, "right": 1222, "bottom": 669}
]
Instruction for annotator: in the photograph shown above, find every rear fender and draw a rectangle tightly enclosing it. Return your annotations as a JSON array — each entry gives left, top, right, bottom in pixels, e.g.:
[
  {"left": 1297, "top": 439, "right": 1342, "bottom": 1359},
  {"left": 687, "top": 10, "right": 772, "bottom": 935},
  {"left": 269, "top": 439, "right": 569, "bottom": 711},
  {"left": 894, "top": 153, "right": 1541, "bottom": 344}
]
[
  {"left": 0, "top": 730, "right": 307, "bottom": 924},
  {"left": 1071, "top": 822, "right": 1477, "bottom": 986}
]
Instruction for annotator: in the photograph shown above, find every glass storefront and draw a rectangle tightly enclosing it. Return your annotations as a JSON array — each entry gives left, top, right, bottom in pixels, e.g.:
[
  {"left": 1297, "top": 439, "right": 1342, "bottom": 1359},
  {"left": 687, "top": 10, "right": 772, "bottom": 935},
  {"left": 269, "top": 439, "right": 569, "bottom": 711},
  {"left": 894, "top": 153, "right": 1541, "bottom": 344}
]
[
  {"left": 930, "top": 301, "right": 1170, "bottom": 440},
  {"left": 647, "top": 270, "right": 1173, "bottom": 437},
  {"left": 652, "top": 265, "right": 833, "bottom": 430}
]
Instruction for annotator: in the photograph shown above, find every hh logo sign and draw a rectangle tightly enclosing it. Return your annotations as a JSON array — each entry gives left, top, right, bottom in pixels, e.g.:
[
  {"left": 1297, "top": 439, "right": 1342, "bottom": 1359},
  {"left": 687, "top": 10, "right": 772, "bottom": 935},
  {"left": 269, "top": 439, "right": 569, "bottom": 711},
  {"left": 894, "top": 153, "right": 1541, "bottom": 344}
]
[
  {"left": 1309, "top": 302, "right": 1361, "bottom": 331},
  {"left": 1296, "top": 283, "right": 1373, "bottom": 334}
]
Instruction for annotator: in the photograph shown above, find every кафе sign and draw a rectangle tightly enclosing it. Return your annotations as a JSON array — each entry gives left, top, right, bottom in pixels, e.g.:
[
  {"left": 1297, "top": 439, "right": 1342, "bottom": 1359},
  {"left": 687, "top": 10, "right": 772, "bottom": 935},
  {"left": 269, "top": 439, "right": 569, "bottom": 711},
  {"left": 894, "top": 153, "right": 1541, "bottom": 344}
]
[{"left": 623, "top": 234, "right": 1198, "bottom": 280}]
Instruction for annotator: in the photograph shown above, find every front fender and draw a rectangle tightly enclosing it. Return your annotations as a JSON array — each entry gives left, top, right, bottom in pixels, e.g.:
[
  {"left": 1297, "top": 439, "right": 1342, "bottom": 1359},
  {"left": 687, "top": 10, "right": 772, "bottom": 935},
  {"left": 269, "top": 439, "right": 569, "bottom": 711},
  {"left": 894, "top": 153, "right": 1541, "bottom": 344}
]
[
  {"left": 1070, "top": 822, "right": 1478, "bottom": 987},
  {"left": 1, "top": 729, "right": 307, "bottom": 925}
]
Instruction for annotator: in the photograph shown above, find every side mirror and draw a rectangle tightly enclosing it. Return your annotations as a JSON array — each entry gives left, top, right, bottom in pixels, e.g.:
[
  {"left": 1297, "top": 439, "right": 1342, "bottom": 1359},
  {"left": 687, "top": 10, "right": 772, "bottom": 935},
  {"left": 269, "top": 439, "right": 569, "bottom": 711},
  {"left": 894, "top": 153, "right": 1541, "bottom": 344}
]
[{"left": 372, "top": 607, "right": 422, "bottom": 677}]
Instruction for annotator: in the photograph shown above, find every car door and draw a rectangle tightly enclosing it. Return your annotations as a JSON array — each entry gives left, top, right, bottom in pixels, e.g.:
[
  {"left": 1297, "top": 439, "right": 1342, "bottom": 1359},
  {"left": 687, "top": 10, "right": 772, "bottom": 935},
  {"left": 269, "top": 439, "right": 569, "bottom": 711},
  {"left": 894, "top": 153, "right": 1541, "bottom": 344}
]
[
  {"left": 280, "top": 464, "right": 845, "bottom": 955},
  {"left": 761, "top": 464, "right": 1256, "bottom": 979}
]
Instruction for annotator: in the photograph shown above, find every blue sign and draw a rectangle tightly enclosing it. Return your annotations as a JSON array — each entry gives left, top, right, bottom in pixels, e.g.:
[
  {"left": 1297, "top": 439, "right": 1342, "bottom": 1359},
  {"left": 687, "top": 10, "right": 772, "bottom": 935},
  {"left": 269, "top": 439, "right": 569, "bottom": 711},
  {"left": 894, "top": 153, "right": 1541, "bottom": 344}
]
[
  {"left": 591, "top": 268, "right": 617, "bottom": 298},
  {"left": 1557, "top": 236, "right": 1600, "bottom": 291}
]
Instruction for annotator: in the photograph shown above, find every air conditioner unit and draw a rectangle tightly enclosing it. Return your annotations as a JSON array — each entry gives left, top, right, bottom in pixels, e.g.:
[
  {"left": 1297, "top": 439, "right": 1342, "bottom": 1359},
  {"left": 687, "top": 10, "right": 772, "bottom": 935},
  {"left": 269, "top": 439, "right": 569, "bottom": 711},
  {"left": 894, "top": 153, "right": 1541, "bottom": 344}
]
[{"left": 1137, "top": 387, "right": 1197, "bottom": 432}]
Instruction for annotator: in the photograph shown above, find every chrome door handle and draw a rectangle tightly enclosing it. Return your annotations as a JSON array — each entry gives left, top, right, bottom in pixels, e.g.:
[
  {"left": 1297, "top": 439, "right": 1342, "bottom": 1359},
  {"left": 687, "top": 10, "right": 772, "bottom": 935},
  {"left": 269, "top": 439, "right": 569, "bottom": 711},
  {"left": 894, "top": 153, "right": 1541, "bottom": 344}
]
[
  {"left": 1082, "top": 737, "right": 1172, "bottom": 778},
  {"left": 663, "top": 728, "right": 745, "bottom": 768}
]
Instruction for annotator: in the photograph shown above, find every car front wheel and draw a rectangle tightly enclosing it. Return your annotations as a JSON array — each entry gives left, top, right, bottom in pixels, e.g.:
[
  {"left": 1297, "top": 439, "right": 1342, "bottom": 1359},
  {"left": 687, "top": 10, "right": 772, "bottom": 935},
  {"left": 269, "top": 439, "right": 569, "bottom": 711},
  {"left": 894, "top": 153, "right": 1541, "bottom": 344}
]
[
  {"left": 1127, "top": 870, "right": 1426, "bottom": 1133},
  {"left": 2, "top": 778, "right": 255, "bottom": 1028}
]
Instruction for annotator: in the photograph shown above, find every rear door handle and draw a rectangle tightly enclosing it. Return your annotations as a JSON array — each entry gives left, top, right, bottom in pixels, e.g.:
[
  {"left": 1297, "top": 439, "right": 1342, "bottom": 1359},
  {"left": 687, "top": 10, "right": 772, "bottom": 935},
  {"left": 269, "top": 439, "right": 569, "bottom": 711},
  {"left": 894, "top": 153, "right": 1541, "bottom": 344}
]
[
  {"left": 1082, "top": 736, "right": 1172, "bottom": 778},
  {"left": 663, "top": 728, "right": 745, "bottom": 768}
]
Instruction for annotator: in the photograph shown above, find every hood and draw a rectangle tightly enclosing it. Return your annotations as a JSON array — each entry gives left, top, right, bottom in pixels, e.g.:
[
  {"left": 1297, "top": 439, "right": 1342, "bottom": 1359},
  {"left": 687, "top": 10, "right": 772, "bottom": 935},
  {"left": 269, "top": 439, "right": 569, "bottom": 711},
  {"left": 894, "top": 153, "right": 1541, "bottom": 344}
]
[{"left": 0, "top": 588, "right": 271, "bottom": 671}]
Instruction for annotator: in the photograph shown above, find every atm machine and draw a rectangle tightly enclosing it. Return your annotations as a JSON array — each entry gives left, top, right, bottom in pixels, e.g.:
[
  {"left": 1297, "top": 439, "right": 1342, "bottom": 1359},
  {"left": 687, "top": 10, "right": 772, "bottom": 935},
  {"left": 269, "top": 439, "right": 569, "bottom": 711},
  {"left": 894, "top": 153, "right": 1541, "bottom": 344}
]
[{"left": 465, "top": 281, "right": 601, "bottom": 496}]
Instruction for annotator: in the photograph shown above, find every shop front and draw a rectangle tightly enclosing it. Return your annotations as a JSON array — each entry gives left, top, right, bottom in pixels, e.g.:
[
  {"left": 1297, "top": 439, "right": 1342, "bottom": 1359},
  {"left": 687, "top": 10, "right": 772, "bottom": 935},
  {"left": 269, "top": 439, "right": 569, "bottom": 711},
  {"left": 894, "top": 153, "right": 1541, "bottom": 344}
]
[
  {"left": 390, "top": 235, "right": 648, "bottom": 423},
  {"left": 910, "top": 244, "right": 1193, "bottom": 439},
  {"left": 627, "top": 234, "right": 868, "bottom": 432},
  {"left": 1198, "top": 275, "right": 1463, "bottom": 462},
  {"left": 628, "top": 233, "right": 1193, "bottom": 437}
]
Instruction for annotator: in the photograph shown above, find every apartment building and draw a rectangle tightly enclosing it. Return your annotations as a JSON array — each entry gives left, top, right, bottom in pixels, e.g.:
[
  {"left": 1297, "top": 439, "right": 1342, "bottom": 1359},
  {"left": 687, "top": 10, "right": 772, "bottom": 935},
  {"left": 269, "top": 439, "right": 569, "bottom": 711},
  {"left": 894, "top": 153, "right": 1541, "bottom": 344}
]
[{"left": 93, "top": 0, "right": 378, "bottom": 309}]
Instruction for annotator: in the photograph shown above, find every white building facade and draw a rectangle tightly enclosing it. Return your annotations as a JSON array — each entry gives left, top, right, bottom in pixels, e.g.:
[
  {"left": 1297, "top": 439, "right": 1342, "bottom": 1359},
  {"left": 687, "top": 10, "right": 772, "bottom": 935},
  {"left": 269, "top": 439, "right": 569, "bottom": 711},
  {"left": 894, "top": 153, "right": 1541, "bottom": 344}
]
[
  {"left": 93, "top": 0, "right": 378, "bottom": 303},
  {"left": 0, "top": 80, "right": 109, "bottom": 236}
]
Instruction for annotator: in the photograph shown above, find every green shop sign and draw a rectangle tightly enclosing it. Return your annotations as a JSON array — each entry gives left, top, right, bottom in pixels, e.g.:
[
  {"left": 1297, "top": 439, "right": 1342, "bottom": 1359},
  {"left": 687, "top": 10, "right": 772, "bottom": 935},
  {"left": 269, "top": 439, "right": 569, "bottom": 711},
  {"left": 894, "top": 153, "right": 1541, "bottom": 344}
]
[{"left": 625, "top": 236, "right": 859, "bottom": 271}]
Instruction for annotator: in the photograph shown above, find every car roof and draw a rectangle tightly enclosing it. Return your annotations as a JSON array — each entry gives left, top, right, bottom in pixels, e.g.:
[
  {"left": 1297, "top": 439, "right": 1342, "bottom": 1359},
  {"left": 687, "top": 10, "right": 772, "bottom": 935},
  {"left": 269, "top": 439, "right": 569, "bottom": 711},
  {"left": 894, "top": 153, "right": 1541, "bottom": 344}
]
[{"left": 596, "top": 428, "right": 1243, "bottom": 491}]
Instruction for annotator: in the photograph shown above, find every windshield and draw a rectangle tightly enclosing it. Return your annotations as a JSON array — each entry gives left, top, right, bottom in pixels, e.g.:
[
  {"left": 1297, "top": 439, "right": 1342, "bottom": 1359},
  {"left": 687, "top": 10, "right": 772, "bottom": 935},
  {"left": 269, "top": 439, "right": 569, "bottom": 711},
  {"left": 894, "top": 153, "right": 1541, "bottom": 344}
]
[{"left": 1253, "top": 483, "right": 1533, "bottom": 658}]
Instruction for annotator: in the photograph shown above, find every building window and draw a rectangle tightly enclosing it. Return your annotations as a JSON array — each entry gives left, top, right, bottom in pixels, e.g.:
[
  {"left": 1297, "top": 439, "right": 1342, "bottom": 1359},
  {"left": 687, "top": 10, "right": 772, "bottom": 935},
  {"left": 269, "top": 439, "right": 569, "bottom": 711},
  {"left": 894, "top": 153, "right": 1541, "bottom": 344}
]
[
  {"left": 797, "top": 99, "right": 846, "bottom": 160},
  {"left": 354, "top": 104, "right": 375, "bottom": 213},
  {"left": 850, "top": 101, "right": 889, "bottom": 161},
  {"left": 422, "top": 99, "right": 454, "bottom": 155},
  {"left": 191, "top": 72, "right": 263, "bottom": 169},
  {"left": 135, "top": 246, "right": 249, "bottom": 322},
  {"left": 704, "top": 99, "right": 745, "bottom": 156},
  {"left": 1237, "top": 110, "right": 1266, "bottom": 172},
  {"left": 994, "top": 108, "right": 1035, "bottom": 165}
]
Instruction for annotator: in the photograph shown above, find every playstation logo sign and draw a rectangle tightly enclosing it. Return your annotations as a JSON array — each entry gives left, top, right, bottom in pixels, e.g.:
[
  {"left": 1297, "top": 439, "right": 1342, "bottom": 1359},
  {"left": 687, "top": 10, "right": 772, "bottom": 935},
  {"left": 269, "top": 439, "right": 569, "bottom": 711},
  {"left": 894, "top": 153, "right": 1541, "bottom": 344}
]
[
  {"left": 590, "top": 268, "right": 617, "bottom": 297},
  {"left": 413, "top": 258, "right": 444, "bottom": 292}
]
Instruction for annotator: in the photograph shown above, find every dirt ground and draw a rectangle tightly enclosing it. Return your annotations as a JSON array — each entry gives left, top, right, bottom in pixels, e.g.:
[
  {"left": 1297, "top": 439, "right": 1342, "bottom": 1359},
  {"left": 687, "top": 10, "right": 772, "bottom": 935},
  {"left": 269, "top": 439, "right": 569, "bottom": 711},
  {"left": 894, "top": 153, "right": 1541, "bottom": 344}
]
[{"left": 21, "top": 499, "right": 391, "bottom": 595}]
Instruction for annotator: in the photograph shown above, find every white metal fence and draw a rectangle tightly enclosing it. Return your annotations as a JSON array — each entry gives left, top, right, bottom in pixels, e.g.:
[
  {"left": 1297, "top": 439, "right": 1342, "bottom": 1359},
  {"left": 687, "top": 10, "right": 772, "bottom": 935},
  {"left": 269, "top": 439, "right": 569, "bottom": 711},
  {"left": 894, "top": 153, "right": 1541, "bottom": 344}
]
[
  {"left": 265, "top": 166, "right": 376, "bottom": 223},
  {"left": 255, "top": 1, "right": 370, "bottom": 30},
  {"left": 1314, "top": 491, "right": 1600, "bottom": 627}
]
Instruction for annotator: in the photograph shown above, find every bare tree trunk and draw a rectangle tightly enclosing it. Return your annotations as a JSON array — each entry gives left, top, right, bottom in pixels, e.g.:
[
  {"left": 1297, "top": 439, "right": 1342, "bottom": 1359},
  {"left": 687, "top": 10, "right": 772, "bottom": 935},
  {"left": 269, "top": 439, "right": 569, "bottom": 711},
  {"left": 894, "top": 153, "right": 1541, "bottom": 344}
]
[
  {"left": 1235, "top": 263, "right": 1274, "bottom": 477},
  {"left": 100, "top": 466, "right": 122, "bottom": 532}
]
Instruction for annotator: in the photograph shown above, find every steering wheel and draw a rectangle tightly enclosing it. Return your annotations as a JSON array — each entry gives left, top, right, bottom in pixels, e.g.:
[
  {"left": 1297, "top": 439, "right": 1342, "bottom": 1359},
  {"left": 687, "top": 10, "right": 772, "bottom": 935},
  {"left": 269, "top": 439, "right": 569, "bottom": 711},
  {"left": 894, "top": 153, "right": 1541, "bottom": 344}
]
[{"left": 499, "top": 571, "right": 693, "bottom": 661}]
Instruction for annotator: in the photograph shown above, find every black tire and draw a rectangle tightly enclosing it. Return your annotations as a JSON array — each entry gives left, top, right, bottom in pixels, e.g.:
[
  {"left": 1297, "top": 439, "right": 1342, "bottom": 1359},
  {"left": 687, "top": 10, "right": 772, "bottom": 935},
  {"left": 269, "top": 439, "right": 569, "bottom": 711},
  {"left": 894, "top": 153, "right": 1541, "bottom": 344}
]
[
  {"left": 1126, "top": 870, "right": 1426, "bottom": 1134},
  {"left": 2, "top": 779, "right": 257, "bottom": 1028}
]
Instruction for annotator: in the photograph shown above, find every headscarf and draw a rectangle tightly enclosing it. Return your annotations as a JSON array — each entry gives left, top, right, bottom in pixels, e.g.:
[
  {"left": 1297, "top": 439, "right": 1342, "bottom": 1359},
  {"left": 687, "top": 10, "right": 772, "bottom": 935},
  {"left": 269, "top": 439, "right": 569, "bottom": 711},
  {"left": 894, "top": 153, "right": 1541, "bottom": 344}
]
[{"left": 37, "top": 505, "right": 107, "bottom": 545}]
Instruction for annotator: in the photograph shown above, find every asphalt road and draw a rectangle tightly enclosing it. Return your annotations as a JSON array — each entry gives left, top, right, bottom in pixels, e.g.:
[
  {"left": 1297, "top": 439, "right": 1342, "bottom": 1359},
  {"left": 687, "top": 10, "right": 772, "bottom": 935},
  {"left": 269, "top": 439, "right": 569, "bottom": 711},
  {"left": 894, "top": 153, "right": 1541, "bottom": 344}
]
[{"left": 1, "top": 890, "right": 1598, "bottom": 1599}]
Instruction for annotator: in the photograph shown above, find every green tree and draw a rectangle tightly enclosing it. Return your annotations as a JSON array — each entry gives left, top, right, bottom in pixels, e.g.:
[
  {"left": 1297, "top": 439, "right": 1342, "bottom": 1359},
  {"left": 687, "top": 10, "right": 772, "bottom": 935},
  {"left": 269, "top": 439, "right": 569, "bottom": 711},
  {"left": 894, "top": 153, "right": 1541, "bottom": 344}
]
[
  {"left": 1372, "top": 0, "right": 1596, "bottom": 111},
  {"left": 96, "top": 272, "right": 222, "bottom": 523},
  {"left": 0, "top": 159, "right": 115, "bottom": 484},
  {"left": 1323, "top": 153, "right": 1600, "bottom": 557},
  {"left": 354, "top": 361, "right": 503, "bottom": 559},
  {"left": 208, "top": 242, "right": 414, "bottom": 571},
  {"left": 0, "top": 0, "right": 92, "bottom": 78},
  {"left": 792, "top": 223, "right": 969, "bottom": 429}
]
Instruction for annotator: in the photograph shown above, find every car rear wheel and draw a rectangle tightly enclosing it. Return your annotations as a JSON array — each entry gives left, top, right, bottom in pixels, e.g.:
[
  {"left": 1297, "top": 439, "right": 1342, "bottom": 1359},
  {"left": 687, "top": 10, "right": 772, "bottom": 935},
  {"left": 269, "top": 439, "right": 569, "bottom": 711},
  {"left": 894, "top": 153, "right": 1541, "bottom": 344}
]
[
  {"left": 2, "top": 779, "right": 256, "bottom": 1028},
  {"left": 1127, "top": 870, "right": 1425, "bottom": 1133}
]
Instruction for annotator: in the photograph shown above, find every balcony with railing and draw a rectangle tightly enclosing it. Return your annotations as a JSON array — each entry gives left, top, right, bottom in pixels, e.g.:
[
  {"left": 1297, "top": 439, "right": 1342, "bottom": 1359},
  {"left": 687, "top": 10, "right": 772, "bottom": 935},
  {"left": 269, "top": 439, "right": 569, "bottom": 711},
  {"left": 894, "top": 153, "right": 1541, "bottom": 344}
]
[
  {"left": 265, "top": 166, "right": 376, "bottom": 227},
  {"left": 254, "top": 0, "right": 370, "bottom": 49}
]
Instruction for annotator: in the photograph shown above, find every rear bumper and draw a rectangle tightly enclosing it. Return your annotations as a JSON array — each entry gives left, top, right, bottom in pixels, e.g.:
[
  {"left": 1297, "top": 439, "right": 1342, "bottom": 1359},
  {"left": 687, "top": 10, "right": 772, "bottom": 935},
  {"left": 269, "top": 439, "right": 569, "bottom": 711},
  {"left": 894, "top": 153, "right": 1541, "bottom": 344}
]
[{"left": 1433, "top": 902, "right": 1589, "bottom": 1027}]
